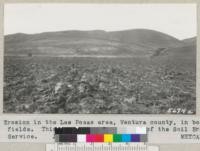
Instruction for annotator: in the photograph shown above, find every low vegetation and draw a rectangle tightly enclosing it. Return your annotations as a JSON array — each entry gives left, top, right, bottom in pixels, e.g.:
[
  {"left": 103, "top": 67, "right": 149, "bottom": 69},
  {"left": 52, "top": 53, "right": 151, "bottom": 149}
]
[{"left": 3, "top": 56, "right": 196, "bottom": 114}]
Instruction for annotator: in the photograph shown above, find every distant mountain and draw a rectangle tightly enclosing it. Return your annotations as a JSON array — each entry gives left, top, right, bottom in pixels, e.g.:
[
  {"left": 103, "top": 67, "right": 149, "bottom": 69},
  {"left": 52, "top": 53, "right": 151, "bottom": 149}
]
[
  {"left": 151, "top": 36, "right": 196, "bottom": 70},
  {"left": 182, "top": 37, "right": 196, "bottom": 46},
  {"left": 5, "top": 29, "right": 185, "bottom": 56},
  {"left": 109, "top": 29, "right": 183, "bottom": 49}
]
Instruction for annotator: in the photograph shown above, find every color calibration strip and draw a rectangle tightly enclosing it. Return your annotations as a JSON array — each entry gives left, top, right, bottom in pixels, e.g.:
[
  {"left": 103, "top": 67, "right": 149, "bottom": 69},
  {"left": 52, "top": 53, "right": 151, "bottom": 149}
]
[
  {"left": 54, "top": 127, "right": 146, "bottom": 134},
  {"left": 54, "top": 134, "right": 147, "bottom": 143},
  {"left": 54, "top": 127, "right": 147, "bottom": 143}
]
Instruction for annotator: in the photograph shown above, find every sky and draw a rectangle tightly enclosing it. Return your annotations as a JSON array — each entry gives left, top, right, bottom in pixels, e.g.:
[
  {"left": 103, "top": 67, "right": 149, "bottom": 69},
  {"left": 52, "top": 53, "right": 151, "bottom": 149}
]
[{"left": 4, "top": 3, "right": 197, "bottom": 40}]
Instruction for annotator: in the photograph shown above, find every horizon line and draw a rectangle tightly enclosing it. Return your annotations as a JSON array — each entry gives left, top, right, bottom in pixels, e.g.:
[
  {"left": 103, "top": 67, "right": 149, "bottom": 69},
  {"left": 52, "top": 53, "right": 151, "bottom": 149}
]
[{"left": 4, "top": 28, "right": 197, "bottom": 40}]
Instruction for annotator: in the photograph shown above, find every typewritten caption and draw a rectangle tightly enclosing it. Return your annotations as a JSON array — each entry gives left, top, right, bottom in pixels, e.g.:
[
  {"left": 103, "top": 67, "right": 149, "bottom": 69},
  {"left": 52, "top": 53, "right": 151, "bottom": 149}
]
[{"left": 0, "top": 116, "right": 200, "bottom": 143}]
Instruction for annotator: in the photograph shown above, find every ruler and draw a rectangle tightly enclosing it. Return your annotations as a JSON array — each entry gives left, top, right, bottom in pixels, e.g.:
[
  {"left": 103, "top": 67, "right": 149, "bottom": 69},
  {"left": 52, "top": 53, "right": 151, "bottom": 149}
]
[{"left": 47, "top": 143, "right": 147, "bottom": 151}]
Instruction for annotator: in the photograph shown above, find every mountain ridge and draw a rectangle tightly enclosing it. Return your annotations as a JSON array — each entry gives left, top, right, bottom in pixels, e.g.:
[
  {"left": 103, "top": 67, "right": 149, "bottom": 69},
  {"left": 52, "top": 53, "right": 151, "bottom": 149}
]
[{"left": 5, "top": 29, "right": 190, "bottom": 56}]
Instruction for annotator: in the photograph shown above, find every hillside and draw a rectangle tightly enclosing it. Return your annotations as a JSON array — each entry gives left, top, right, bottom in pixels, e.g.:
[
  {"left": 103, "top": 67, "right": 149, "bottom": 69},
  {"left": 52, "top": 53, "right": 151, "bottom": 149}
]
[
  {"left": 109, "top": 29, "right": 183, "bottom": 49},
  {"left": 4, "top": 29, "right": 184, "bottom": 56},
  {"left": 167, "top": 37, "right": 196, "bottom": 60},
  {"left": 151, "top": 36, "right": 196, "bottom": 71},
  {"left": 182, "top": 37, "right": 196, "bottom": 46}
]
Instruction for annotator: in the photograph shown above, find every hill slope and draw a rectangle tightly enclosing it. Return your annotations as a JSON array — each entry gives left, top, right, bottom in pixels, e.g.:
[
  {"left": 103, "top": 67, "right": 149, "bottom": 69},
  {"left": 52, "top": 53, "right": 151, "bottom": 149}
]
[
  {"left": 109, "top": 29, "right": 183, "bottom": 49},
  {"left": 182, "top": 37, "right": 196, "bottom": 46},
  {"left": 5, "top": 29, "right": 184, "bottom": 56},
  {"left": 151, "top": 36, "right": 196, "bottom": 71}
]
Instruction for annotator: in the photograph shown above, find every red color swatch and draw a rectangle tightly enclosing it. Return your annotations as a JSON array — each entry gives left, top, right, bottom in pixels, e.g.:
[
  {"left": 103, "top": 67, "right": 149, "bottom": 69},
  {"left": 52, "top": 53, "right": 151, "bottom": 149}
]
[
  {"left": 86, "top": 134, "right": 104, "bottom": 142},
  {"left": 94, "top": 134, "right": 104, "bottom": 142}
]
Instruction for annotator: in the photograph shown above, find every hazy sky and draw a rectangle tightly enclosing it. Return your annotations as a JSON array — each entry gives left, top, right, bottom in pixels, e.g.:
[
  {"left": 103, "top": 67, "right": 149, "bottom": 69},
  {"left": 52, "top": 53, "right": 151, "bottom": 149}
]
[{"left": 4, "top": 3, "right": 197, "bottom": 39}]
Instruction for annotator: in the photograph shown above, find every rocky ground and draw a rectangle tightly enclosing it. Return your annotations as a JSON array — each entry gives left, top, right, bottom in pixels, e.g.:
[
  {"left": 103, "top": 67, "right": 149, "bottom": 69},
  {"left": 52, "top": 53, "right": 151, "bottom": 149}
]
[{"left": 3, "top": 56, "right": 196, "bottom": 114}]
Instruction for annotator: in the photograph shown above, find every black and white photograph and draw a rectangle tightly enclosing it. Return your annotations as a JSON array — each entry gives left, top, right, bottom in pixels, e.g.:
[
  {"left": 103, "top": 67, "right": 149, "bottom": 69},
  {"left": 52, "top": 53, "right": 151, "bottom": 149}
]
[{"left": 3, "top": 4, "right": 196, "bottom": 114}]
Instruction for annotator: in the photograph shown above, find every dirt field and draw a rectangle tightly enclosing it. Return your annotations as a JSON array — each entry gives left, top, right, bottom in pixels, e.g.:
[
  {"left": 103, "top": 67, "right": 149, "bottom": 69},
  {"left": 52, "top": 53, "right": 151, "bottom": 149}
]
[{"left": 3, "top": 56, "right": 196, "bottom": 114}]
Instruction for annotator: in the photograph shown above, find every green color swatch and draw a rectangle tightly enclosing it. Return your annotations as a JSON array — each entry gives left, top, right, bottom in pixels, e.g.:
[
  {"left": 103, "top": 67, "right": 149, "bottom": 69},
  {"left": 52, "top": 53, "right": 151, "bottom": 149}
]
[{"left": 113, "top": 134, "right": 122, "bottom": 142}]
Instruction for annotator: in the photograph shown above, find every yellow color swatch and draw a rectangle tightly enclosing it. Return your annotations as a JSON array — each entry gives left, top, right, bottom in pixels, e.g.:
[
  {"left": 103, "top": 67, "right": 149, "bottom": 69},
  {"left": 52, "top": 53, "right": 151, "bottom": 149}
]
[{"left": 104, "top": 134, "right": 113, "bottom": 142}]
